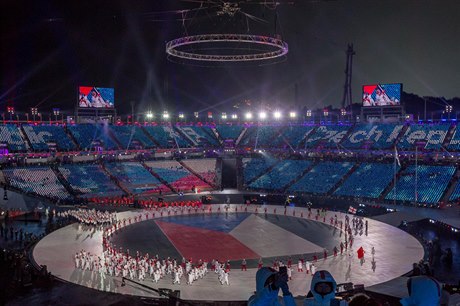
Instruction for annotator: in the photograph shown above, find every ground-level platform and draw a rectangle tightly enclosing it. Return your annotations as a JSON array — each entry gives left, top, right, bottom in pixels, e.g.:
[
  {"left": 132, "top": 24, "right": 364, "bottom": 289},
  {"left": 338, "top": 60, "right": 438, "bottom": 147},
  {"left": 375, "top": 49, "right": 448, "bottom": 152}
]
[{"left": 32, "top": 204, "right": 424, "bottom": 302}]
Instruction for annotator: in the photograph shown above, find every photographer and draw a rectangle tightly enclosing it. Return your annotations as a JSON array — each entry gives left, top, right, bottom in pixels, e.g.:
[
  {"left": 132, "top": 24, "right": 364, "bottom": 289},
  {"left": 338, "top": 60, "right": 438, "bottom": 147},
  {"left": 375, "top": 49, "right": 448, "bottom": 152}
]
[
  {"left": 248, "top": 266, "right": 295, "bottom": 306},
  {"left": 400, "top": 275, "right": 441, "bottom": 306},
  {"left": 304, "top": 270, "right": 348, "bottom": 306}
]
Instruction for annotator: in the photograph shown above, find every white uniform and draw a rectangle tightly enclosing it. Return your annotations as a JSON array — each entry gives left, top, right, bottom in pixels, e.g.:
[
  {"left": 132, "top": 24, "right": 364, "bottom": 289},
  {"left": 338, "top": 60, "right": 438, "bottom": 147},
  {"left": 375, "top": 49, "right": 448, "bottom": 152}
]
[
  {"left": 173, "top": 269, "right": 181, "bottom": 284},
  {"left": 310, "top": 264, "right": 316, "bottom": 276},
  {"left": 223, "top": 271, "right": 229, "bottom": 285}
]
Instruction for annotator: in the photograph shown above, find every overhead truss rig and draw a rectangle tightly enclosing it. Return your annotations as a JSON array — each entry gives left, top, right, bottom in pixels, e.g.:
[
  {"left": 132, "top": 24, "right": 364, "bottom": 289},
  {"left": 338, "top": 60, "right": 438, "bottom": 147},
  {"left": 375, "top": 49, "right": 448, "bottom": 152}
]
[{"left": 165, "top": 34, "right": 288, "bottom": 62}]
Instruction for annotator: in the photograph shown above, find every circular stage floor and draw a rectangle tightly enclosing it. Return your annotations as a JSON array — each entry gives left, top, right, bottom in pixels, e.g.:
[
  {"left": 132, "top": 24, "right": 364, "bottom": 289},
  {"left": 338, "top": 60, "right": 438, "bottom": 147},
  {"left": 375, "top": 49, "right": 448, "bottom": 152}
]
[
  {"left": 111, "top": 212, "right": 343, "bottom": 268},
  {"left": 33, "top": 204, "right": 424, "bottom": 302}
]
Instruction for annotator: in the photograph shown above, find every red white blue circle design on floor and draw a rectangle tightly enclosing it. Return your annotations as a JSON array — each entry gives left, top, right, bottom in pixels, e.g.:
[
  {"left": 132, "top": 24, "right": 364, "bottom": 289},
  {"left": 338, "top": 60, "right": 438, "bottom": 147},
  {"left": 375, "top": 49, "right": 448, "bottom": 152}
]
[{"left": 110, "top": 212, "right": 342, "bottom": 267}]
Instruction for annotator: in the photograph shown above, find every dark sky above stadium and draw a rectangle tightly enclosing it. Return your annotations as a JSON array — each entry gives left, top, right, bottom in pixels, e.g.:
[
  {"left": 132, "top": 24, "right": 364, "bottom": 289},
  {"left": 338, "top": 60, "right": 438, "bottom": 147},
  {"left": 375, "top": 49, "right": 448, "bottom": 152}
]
[{"left": 1, "top": 0, "right": 459, "bottom": 116}]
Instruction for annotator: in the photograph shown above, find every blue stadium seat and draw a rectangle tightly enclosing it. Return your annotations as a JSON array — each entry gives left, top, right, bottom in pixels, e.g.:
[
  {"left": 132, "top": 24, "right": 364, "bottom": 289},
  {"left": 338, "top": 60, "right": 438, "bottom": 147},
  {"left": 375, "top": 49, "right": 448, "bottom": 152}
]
[
  {"left": 385, "top": 165, "right": 455, "bottom": 205},
  {"left": 22, "top": 124, "right": 76, "bottom": 151},
  {"left": 449, "top": 180, "right": 460, "bottom": 202},
  {"left": 280, "top": 125, "right": 315, "bottom": 149},
  {"left": 175, "top": 125, "right": 219, "bottom": 146},
  {"left": 239, "top": 126, "right": 282, "bottom": 148},
  {"left": 304, "top": 125, "right": 352, "bottom": 148},
  {"left": 249, "top": 160, "right": 312, "bottom": 190},
  {"left": 58, "top": 164, "right": 123, "bottom": 196},
  {"left": 143, "top": 126, "right": 190, "bottom": 148},
  {"left": 215, "top": 125, "right": 244, "bottom": 141},
  {"left": 398, "top": 123, "right": 450, "bottom": 150},
  {"left": 0, "top": 124, "right": 27, "bottom": 151},
  {"left": 67, "top": 124, "right": 118, "bottom": 150},
  {"left": 242, "top": 157, "right": 279, "bottom": 184},
  {"left": 334, "top": 162, "right": 399, "bottom": 198},
  {"left": 104, "top": 162, "right": 164, "bottom": 194},
  {"left": 288, "top": 161, "right": 354, "bottom": 194},
  {"left": 109, "top": 125, "right": 155, "bottom": 149},
  {"left": 446, "top": 124, "right": 460, "bottom": 150},
  {"left": 342, "top": 123, "right": 404, "bottom": 149}
]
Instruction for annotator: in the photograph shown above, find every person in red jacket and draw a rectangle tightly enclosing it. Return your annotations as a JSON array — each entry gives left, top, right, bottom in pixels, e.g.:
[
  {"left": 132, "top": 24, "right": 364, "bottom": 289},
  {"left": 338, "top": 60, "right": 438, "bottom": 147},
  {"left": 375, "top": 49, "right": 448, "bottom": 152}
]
[{"left": 357, "top": 246, "right": 365, "bottom": 266}]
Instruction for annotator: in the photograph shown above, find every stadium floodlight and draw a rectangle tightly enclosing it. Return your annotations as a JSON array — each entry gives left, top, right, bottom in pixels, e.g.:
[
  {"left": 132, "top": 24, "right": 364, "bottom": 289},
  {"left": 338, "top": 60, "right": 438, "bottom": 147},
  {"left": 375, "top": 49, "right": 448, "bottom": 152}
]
[
  {"left": 306, "top": 110, "right": 312, "bottom": 117},
  {"left": 323, "top": 108, "right": 329, "bottom": 117},
  {"left": 221, "top": 112, "right": 227, "bottom": 119},
  {"left": 259, "top": 112, "right": 267, "bottom": 120},
  {"left": 162, "top": 111, "right": 170, "bottom": 119},
  {"left": 274, "top": 111, "right": 282, "bottom": 119},
  {"left": 245, "top": 112, "right": 253, "bottom": 120},
  {"left": 446, "top": 105, "right": 453, "bottom": 113},
  {"left": 146, "top": 111, "right": 153, "bottom": 119},
  {"left": 289, "top": 111, "right": 296, "bottom": 118},
  {"left": 178, "top": 112, "right": 185, "bottom": 119},
  {"left": 341, "top": 108, "right": 347, "bottom": 116},
  {"left": 30, "top": 107, "right": 38, "bottom": 122},
  {"left": 231, "top": 114, "right": 238, "bottom": 119},
  {"left": 53, "top": 108, "right": 60, "bottom": 122}
]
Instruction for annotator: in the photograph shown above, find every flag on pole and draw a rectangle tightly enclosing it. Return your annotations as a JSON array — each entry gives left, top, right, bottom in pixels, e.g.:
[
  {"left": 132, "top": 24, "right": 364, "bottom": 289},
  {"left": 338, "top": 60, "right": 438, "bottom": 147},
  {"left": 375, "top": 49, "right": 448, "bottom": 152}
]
[
  {"left": 394, "top": 146, "right": 401, "bottom": 167},
  {"left": 348, "top": 206, "right": 357, "bottom": 214}
]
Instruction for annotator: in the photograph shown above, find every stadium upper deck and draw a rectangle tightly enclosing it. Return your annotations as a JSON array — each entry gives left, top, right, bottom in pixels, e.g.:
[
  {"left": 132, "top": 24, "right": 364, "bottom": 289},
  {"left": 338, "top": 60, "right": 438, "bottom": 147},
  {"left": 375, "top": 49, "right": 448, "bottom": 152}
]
[
  {"left": 0, "top": 122, "right": 457, "bottom": 153},
  {"left": 1, "top": 122, "right": 459, "bottom": 208}
]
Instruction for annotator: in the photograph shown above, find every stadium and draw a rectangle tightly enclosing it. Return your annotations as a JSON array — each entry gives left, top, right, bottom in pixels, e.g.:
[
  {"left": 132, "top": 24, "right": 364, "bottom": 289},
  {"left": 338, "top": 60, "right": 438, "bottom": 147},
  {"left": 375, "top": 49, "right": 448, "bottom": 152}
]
[{"left": 1, "top": 1, "right": 460, "bottom": 306}]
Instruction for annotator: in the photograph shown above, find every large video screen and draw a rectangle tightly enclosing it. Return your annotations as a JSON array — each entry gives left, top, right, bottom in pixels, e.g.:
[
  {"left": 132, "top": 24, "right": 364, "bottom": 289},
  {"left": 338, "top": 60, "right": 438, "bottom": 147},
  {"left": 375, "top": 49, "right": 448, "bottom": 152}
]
[
  {"left": 79, "top": 86, "right": 114, "bottom": 108},
  {"left": 362, "top": 83, "right": 401, "bottom": 107}
]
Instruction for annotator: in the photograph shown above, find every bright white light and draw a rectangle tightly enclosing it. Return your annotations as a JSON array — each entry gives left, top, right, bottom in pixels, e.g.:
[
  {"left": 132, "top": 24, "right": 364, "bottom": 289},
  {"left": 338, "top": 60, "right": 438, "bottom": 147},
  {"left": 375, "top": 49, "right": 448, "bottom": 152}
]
[
  {"left": 289, "top": 112, "right": 296, "bottom": 118},
  {"left": 178, "top": 113, "right": 185, "bottom": 119},
  {"left": 245, "top": 112, "right": 253, "bottom": 119},
  {"left": 221, "top": 113, "right": 227, "bottom": 119},
  {"left": 146, "top": 112, "right": 153, "bottom": 119},
  {"left": 231, "top": 114, "right": 238, "bottom": 119},
  {"left": 259, "top": 112, "right": 267, "bottom": 120},
  {"left": 274, "top": 111, "right": 281, "bottom": 119},
  {"left": 162, "top": 112, "right": 169, "bottom": 119}
]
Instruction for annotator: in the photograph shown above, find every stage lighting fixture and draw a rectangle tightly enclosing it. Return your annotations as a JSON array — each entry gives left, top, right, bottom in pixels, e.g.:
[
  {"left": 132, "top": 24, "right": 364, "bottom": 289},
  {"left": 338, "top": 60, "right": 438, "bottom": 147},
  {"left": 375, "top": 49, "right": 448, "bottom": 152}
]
[
  {"left": 231, "top": 114, "right": 238, "bottom": 119},
  {"left": 162, "top": 112, "right": 169, "bottom": 119},
  {"left": 245, "top": 112, "right": 253, "bottom": 119},
  {"left": 178, "top": 112, "right": 185, "bottom": 119},
  {"left": 145, "top": 112, "right": 153, "bottom": 119},
  {"left": 274, "top": 111, "right": 281, "bottom": 119},
  {"left": 289, "top": 112, "right": 296, "bottom": 118},
  {"left": 259, "top": 112, "right": 267, "bottom": 120},
  {"left": 306, "top": 110, "right": 312, "bottom": 117},
  {"left": 221, "top": 113, "right": 227, "bottom": 119}
]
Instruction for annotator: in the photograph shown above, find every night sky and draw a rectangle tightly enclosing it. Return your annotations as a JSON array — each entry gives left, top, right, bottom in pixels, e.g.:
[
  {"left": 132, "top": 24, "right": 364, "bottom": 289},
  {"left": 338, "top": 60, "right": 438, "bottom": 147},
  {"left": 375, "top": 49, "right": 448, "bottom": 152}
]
[{"left": 1, "top": 0, "right": 459, "bottom": 116}]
